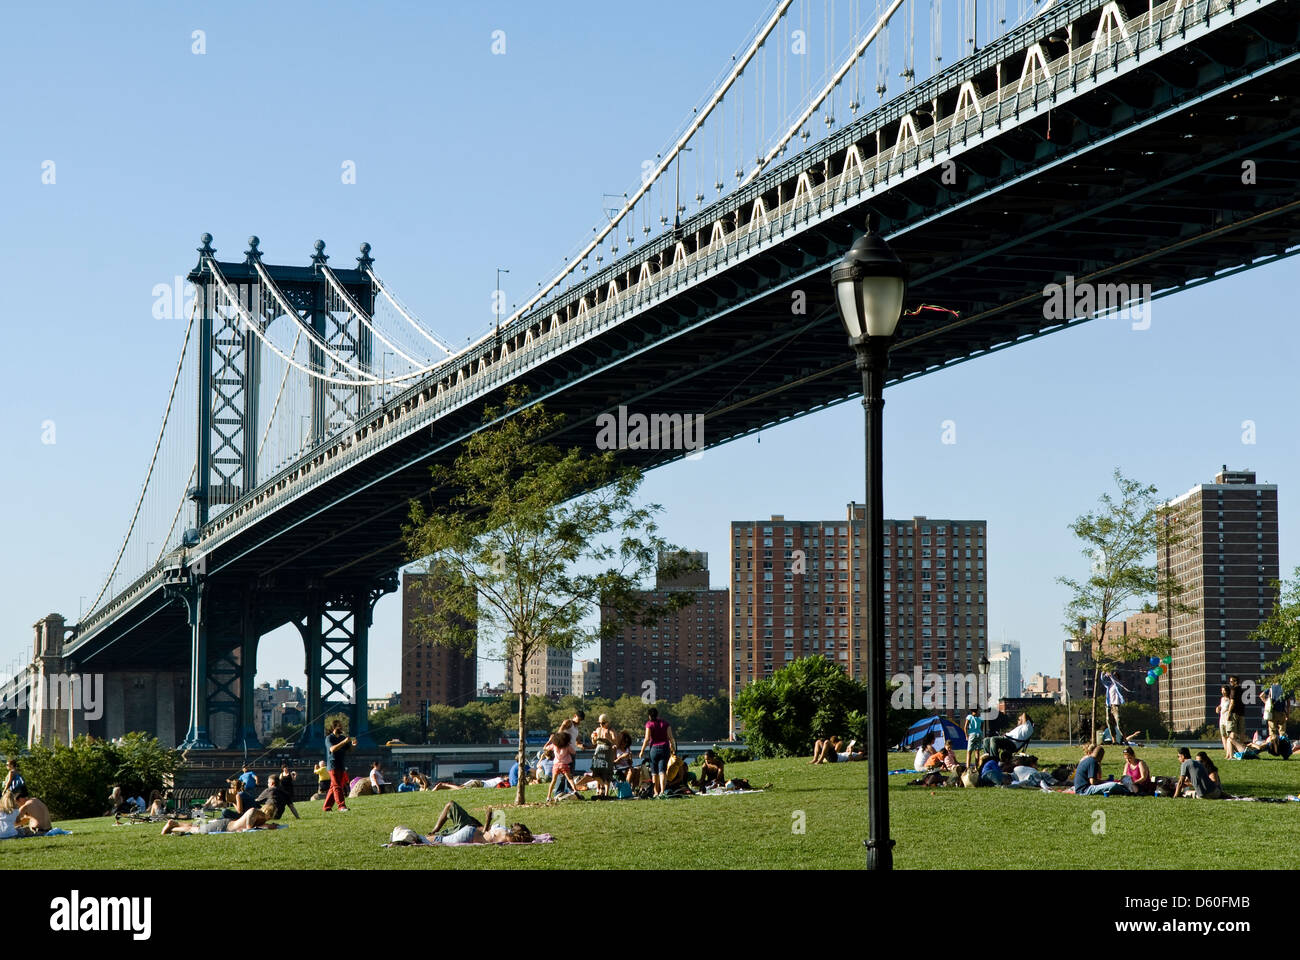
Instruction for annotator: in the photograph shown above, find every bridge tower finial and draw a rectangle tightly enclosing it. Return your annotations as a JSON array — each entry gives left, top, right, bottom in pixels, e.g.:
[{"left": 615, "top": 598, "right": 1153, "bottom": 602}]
[
  {"left": 357, "top": 242, "right": 374, "bottom": 271},
  {"left": 198, "top": 232, "right": 215, "bottom": 257},
  {"left": 244, "top": 235, "right": 262, "bottom": 264},
  {"left": 311, "top": 239, "right": 329, "bottom": 266}
]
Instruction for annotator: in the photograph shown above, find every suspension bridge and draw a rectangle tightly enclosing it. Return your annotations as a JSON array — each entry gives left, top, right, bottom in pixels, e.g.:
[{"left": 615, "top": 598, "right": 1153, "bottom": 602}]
[{"left": 9, "top": 0, "right": 1298, "bottom": 750}]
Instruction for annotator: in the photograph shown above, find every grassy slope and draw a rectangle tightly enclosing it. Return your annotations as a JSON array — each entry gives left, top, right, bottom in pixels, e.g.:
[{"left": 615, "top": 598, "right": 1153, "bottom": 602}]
[{"left": 3, "top": 749, "right": 1294, "bottom": 870}]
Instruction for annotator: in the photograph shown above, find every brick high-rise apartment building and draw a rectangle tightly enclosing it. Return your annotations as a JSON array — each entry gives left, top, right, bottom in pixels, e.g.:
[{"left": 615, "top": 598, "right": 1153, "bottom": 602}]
[
  {"left": 1161, "top": 467, "right": 1280, "bottom": 733},
  {"left": 600, "top": 552, "right": 729, "bottom": 701},
  {"left": 730, "top": 507, "right": 988, "bottom": 697},
  {"left": 400, "top": 572, "right": 478, "bottom": 711}
]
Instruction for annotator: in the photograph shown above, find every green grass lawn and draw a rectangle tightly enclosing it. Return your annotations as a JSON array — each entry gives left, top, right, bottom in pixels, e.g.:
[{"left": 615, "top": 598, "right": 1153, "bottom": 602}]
[{"left": 3, "top": 748, "right": 1296, "bottom": 870}]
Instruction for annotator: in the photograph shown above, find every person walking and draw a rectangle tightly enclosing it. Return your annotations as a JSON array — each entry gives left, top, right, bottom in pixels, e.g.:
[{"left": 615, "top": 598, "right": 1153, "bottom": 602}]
[
  {"left": 323, "top": 720, "right": 355, "bottom": 812},
  {"left": 277, "top": 763, "right": 300, "bottom": 818},
  {"left": 1102, "top": 671, "right": 1128, "bottom": 745},
  {"left": 637, "top": 707, "right": 676, "bottom": 797}
]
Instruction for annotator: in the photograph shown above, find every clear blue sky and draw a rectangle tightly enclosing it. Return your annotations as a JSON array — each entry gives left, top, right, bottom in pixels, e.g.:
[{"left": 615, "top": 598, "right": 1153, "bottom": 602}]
[{"left": 1, "top": 1, "right": 1295, "bottom": 698}]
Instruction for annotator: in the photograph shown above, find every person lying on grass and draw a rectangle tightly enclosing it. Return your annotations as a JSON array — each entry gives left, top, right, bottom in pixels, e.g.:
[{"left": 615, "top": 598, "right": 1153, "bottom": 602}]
[
  {"left": 810, "top": 736, "right": 844, "bottom": 764},
  {"left": 426, "top": 801, "right": 533, "bottom": 845},
  {"left": 431, "top": 774, "right": 510, "bottom": 790},
  {"left": 162, "top": 803, "right": 285, "bottom": 835}
]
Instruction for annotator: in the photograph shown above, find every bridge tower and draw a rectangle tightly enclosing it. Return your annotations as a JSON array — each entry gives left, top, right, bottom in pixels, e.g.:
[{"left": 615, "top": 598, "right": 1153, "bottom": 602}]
[{"left": 165, "top": 236, "right": 387, "bottom": 751}]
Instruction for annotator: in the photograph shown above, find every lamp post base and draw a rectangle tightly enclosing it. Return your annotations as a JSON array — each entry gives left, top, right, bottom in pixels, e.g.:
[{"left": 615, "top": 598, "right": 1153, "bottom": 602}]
[{"left": 864, "top": 837, "right": 896, "bottom": 871}]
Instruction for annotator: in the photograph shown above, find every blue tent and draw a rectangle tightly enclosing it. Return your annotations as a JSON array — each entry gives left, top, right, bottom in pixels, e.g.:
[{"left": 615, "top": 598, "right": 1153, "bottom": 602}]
[{"left": 899, "top": 715, "right": 967, "bottom": 751}]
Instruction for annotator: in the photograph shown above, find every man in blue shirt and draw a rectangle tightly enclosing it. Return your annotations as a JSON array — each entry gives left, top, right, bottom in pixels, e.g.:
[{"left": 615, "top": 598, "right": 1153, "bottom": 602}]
[
  {"left": 397, "top": 775, "right": 420, "bottom": 793},
  {"left": 324, "top": 720, "right": 354, "bottom": 812},
  {"left": 1073, "top": 745, "right": 1129, "bottom": 794},
  {"left": 236, "top": 764, "right": 258, "bottom": 794}
]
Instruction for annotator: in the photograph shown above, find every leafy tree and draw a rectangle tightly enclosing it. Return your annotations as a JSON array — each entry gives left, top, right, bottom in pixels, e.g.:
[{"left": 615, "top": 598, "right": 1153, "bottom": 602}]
[
  {"left": 608, "top": 694, "right": 651, "bottom": 739},
  {"left": 1254, "top": 568, "right": 1300, "bottom": 694},
  {"left": 734, "top": 657, "right": 870, "bottom": 758},
  {"left": 404, "top": 387, "right": 694, "bottom": 804},
  {"left": 369, "top": 706, "right": 424, "bottom": 744},
  {"left": 20, "top": 734, "right": 179, "bottom": 819},
  {"left": 666, "top": 694, "right": 730, "bottom": 741},
  {"left": 1058, "top": 470, "right": 1193, "bottom": 743}
]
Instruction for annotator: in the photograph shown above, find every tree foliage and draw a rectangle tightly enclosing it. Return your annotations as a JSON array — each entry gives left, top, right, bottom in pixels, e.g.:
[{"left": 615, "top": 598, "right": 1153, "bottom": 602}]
[
  {"left": 1255, "top": 567, "right": 1300, "bottom": 694},
  {"left": 734, "top": 657, "right": 870, "bottom": 758},
  {"left": 404, "top": 387, "right": 695, "bottom": 804},
  {"left": 18, "top": 734, "right": 180, "bottom": 819},
  {"left": 1057, "top": 470, "right": 1194, "bottom": 742}
]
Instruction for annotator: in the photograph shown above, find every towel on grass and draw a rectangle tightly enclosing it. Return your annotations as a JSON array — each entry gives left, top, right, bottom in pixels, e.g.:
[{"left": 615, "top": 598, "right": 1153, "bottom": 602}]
[
  {"left": 383, "top": 832, "right": 556, "bottom": 848},
  {"left": 696, "top": 787, "right": 766, "bottom": 796},
  {"left": 0, "top": 827, "right": 72, "bottom": 839}
]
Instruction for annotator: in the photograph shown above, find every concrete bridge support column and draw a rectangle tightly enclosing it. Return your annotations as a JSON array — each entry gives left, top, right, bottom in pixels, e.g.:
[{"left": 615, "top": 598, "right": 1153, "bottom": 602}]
[{"left": 29, "top": 614, "right": 70, "bottom": 747}]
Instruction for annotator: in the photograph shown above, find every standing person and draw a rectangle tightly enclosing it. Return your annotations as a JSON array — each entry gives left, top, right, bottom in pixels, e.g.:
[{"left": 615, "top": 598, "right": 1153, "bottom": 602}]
[
  {"left": 1102, "top": 672, "right": 1128, "bottom": 745},
  {"left": 323, "top": 720, "right": 355, "bottom": 812},
  {"left": 236, "top": 764, "right": 258, "bottom": 795},
  {"left": 637, "top": 707, "right": 676, "bottom": 797},
  {"left": 1227, "top": 676, "right": 1247, "bottom": 746},
  {"left": 1216, "top": 685, "right": 1234, "bottom": 759},
  {"left": 963, "top": 708, "right": 984, "bottom": 767},
  {"left": 278, "top": 763, "right": 300, "bottom": 819},
  {"left": 588, "top": 714, "right": 617, "bottom": 797},
  {"left": 2, "top": 759, "right": 27, "bottom": 799},
  {"left": 1268, "top": 682, "right": 1288, "bottom": 738},
  {"left": 543, "top": 731, "right": 579, "bottom": 802},
  {"left": 313, "top": 761, "right": 330, "bottom": 799}
]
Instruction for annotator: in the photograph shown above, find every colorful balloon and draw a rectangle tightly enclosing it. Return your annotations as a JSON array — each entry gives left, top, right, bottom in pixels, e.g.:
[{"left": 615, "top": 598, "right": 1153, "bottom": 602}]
[
  {"left": 1145, "top": 676, "right": 1155, "bottom": 685},
  {"left": 1162, "top": 657, "right": 1173, "bottom": 665},
  {"left": 1149, "top": 657, "right": 1160, "bottom": 666},
  {"left": 1154, "top": 666, "right": 1165, "bottom": 676}
]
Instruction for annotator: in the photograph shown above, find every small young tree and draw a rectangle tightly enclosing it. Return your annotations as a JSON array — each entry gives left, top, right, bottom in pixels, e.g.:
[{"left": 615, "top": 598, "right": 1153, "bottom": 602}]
[
  {"left": 1058, "top": 470, "right": 1193, "bottom": 743},
  {"left": 405, "top": 387, "right": 695, "bottom": 805},
  {"left": 1253, "top": 568, "right": 1300, "bottom": 693}
]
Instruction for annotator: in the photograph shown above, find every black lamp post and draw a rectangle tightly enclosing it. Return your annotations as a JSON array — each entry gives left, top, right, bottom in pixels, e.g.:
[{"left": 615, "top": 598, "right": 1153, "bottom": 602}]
[{"left": 832, "top": 228, "right": 906, "bottom": 871}]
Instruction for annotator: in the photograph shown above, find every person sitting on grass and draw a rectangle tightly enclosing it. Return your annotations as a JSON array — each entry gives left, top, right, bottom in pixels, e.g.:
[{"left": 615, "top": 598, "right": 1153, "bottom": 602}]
[
  {"left": 232, "top": 778, "right": 259, "bottom": 814},
  {"left": 810, "top": 736, "right": 844, "bottom": 764},
  {"left": 698, "top": 750, "right": 726, "bottom": 790},
  {"left": 1120, "top": 746, "right": 1155, "bottom": 796},
  {"left": 162, "top": 802, "right": 284, "bottom": 835},
  {"left": 925, "top": 744, "right": 959, "bottom": 771},
  {"left": 1171, "top": 747, "right": 1223, "bottom": 799},
  {"left": 978, "top": 753, "right": 1006, "bottom": 786},
  {"left": 397, "top": 774, "right": 419, "bottom": 793},
  {"left": 913, "top": 733, "right": 938, "bottom": 772},
  {"left": 105, "top": 786, "right": 134, "bottom": 817},
  {"left": 614, "top": 731, "right": 638, "bottom": 789},
  {"left": 426, "top": 801, "right": 534, "bottom": 845},
  {"left": 1196, "top": 752, "right": 1229, "bottom": 796},
  {"left": 1073, "top": 745, "right": 1130, "bottom": 795},
  {"left": 16, "top": 795, "right": 52, "bottom": 833},
  {"left": 255, "top": 775, "right": 301, "bottom": 820}
]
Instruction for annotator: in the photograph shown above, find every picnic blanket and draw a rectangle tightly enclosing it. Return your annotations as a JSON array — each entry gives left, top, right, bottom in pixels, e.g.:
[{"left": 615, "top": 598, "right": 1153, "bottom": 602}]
[
  {"left": 383, "top": 832, "right": 555, "bottom": 848},
  {"left": 696, "top": 787, "right": 766, "bottom": 796},
  {"left": 0, "top": 827, "right": 72, "bottom": 839}
]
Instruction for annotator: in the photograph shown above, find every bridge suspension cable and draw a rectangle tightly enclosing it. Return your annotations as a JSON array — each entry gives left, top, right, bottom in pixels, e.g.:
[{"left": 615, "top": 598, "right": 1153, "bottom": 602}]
[
  {"left": 320, "top": 264, "right": 437, "bottom": 371},
  {"left": 499, "top": 0, "right": 796, "bottom": 331},
  {"left": 85, "top": 297, "right": 199, "bottom": 619},
  {"left": 743, "top": 0, "right": 905, "bottom": 184},
  {"left": 366, "top": 267, "right": 456, "bottom": 357}
]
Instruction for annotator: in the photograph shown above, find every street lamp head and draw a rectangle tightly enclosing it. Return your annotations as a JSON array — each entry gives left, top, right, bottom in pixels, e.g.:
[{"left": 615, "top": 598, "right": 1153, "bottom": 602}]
[
  {"left": 831, "top": 231, "right": 907, "bottom": 341},
  {"left": 977, "top": 653, "right": 990, "bottom": 677}
]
